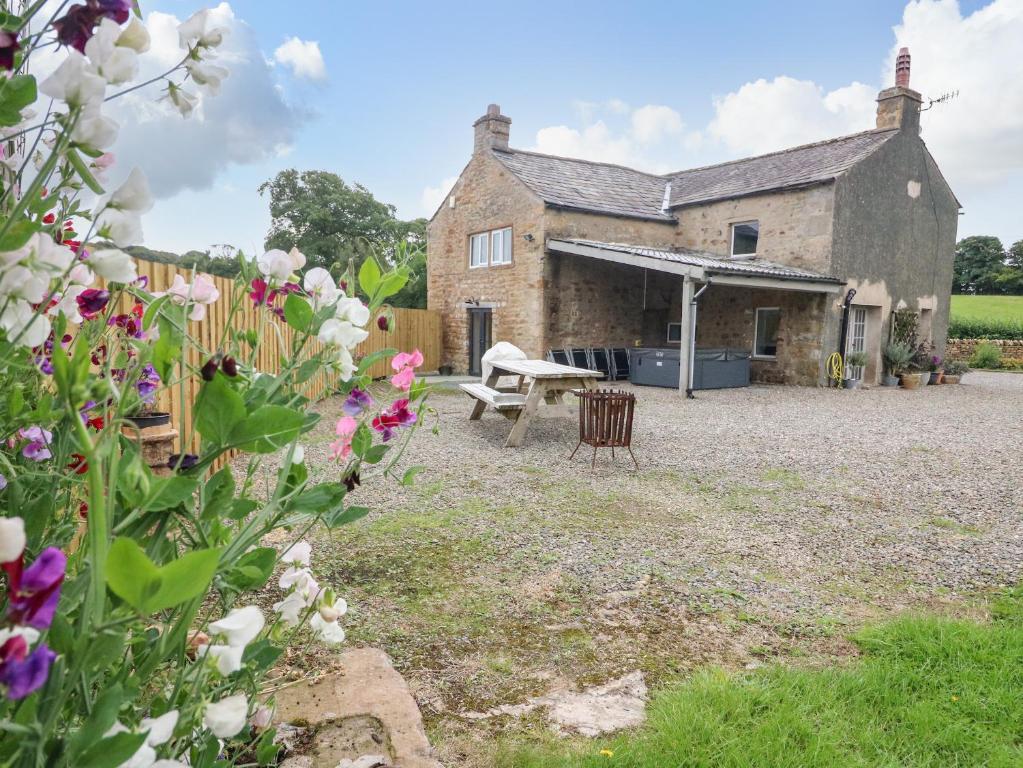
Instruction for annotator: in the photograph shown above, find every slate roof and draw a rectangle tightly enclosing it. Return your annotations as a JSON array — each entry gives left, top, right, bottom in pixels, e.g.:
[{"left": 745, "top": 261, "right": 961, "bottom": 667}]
[
  {"left": 491, "top": 149, "right": 674, "bottom": 222},
  {"left": 550, "top": 239, "right": 844, "bottom": 284},
  {"left": 490, "top": 128, "right": 899, "bottom": 221}
]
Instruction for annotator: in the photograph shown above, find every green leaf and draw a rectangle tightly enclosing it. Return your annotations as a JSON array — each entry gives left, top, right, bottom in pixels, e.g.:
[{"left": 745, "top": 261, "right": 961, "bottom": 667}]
[
  {"left": 201, "top": 466, "right": 236, "bottom": 521},
  {"left": 351, "top": 423, "right": 373, "bottom": 457},
  {"left": 195, "top": 373, "right": 246, "bottom": 445},
  {"left": 375, "top": 268, "right": 410, "bottom": 301},
  {"left": 70, "top": 684, "right": 124, "bottom": 758},
  {"left": 227, "top": 498, "right": 259, "bottom": 520},
  {"left": 256, "top": 727, "right": 282, "bottom": 766},
  {"left": 230, "top": 405, "right": 306, "bottom": 453},
  {"left": 283, "top": 293, "right": 313, "bottom": 332},
  {"left": 242, "top": 639, "right": 282, "bottom": 672},
  {"left": 0, "top": 74, "right": 36, "bottom": 127},
  {"left": 0, "top": 217, "right": 38, "bottom": 251},
  {"left": 106, "top": 538, "right": 221, "bottom": 614},
  {"left": 77, "top": 732, "right": 148, "bottom": 768},
  {"left": 286, "top": 482, "right": 347, "bottom": 514},
  {"left": 323, "top": 505, "right": 369, "bottom": 529},
  {"left": 357, "top": 347, "right": 397, "bottom": 375},
  {"left": 143, "top": 475, "right": 198, "bottom": 511},
  {"left": 296, "top": 358, "right": 321, "bottom": 384},
  {"left": 152, "top": 311, "right": 183, "bottom": 383},
  {"left": 401, "top": 465, "right": 426, "bottom": 486},
  {"left": 358, "top": 256, "right": 381, "bottom": 297},
  {"left": 362, "top": 444, "right": 389, "bottom": 464},
  {"left": 222, "top": 546, "right": 276, "bottom": 591}
]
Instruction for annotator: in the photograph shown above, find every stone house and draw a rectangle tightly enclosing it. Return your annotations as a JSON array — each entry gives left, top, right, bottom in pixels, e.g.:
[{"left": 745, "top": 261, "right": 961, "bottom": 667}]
[{"left": 426, "top": 49, "right": 959, "bottom": 387}]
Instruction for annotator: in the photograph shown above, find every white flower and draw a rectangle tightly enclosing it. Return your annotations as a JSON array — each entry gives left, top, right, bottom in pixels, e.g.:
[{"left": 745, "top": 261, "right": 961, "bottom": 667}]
[
  {"left": 117, "top": 17, "right": 151, "bottom": 53},
  {"left": 0, "top": 265, "right": 48, "bottom": 304},
  {"left": 199, "top": 643, "right": 245, "bottom": 676},
  {"left": 95, "top": 209, "right": 143, "bottom": 247},
  {"left": 89, "top": 248, "right": 138, "bottom": 283},
  {"left": 292, "top": 444, "right": 305, "bottom": 465},
  {"left": 203, "top": 694, "right": 248, "bottom": 739},
  {"left": 39, "top": 52, "right": 106, "bottom": 108},
  {"left": 302, "top": 267, "right": 340, "bottom": 311},
  {"left": 335, "top": 296, "right": 370, "bottom": 328},
  {"left": 69, "top": 263, "right": 95, "bottom": 287},
  {"left": 72, "top": 107, "right": 119, "bottom": 150},
  {"left": 186, "top": 60, "right": 228, "bottom": 95},
  {"left": 318, "top": 318, "right": 369, "bottom": 350},
  {"left": 281, "top": 541, "right": 311, "bottom": 567},
  {"left": 161, "top": 273, "right": 220, "bottom": 321},
  {"left": 107, "top": 168, "right": 154, "bottom": 213},
  {"left": 317, "top": 596, "right": 347, "bottom": 623},
  {"left": 272, "top": 591, "right": 306, "bottom": 627},
  {"left": 330, "top": 344, "right": 357, "bottom": 382},
  {"left": 0, "top": 626, "right": 40, "bottom": 646},
  {"left": 178, "top": 9, "right": 226, "bottom": 49},
  {"left": 85, "top": 19, "right": 138, "bottom": 84},
  {"left": 167, "top": 84, "right": 197, "bottom": 118},
  {"left": 208, "top": 605, "right": 264, "bottom": 648},
  {"left": 279, "top": 567, "right": 320, "bottom": 604},
  {"left": 140, "top": 710, "right": 178, "bottom": 746},
  {"left": 256, "top": 247, "right": 305, "bottom": 284},
  {"left": 0, "top": 300, "right": 50, "bottom": 347},
  {"left": 0, "top": 517, "right": 26, "bottom": 563},
  {"left": 49, "top": 284, "right": 87, "bottom": 324},
  {"left": 151, "top": 762, "right": 188, "bottom": 768},
  {"left": 310, "top": 613, "right": 345, "bottom": 644},
  {"left": 33, "top": 233, "right": 75, "bottom": 275}
]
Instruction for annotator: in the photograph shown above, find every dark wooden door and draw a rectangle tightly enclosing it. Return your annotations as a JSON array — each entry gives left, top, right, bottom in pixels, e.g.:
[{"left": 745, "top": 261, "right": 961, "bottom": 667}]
[{"left": 468, "top": 308, "right": 492, "bottom": 377}]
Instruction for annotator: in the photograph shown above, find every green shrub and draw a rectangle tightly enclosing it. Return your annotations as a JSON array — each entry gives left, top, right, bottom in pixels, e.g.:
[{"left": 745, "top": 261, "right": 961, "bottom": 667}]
[
  {"left": 882, "top": 341, "right": 913, "bottom": 374},
  {"left": 948, "top": 317, "right": 1023, "bottom": 340},
  {"left": 970, "top": 342, "right": 1003, "bottom": 369},
  {"left": 944, "top": 360, "right": 970, "bottom": 376}
]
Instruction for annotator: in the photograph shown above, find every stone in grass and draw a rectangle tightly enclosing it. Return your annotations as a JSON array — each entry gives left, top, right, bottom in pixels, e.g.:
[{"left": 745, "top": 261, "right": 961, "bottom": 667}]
[
  {"left": 464, "top": 671, "right": 648, "bottom": 737},
  {"left": 275, "top": 647, "right": 442, "bottom": 768}
]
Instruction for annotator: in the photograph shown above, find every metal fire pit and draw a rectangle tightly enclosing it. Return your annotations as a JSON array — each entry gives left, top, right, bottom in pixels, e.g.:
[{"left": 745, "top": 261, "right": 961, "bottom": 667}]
[{"left": 570, "top": 389, "right": 637, "bottom": 468}]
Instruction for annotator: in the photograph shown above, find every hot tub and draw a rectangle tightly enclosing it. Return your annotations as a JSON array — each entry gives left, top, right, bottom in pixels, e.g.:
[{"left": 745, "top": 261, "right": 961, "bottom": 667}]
[{"left": 630, "top": 347, "right": 751, "bottom": 389}]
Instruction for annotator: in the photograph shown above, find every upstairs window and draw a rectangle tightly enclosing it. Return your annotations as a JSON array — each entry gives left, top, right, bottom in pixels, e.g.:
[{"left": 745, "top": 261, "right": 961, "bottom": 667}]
[
  {"left": 469, "top": 232, "right": 489, "bottom": 268},
  {"left": 731, "top": 221, "right": 759, "bottom": 257},
  {"left": 754, "top": 307, "right": 780, "bottom": 358},
  {"left": 469, "top": 227, "right": 512, "bottom": 268}
]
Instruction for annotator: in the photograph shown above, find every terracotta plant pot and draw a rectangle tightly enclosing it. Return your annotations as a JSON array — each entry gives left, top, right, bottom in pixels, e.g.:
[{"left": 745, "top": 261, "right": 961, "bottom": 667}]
[
  {"left": 928, "top": 371, "right": 943, "bottom": 385},
  {"left": 943, "top": 374, "right": 961, "bottom": 384},
  {"left": 899, "top": 372, "right": 924, "bottom": 390}
]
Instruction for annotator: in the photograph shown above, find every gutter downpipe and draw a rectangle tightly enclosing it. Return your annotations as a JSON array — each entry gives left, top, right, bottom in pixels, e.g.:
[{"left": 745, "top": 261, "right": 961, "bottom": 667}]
[
  {"left": 686, "top": 281, "right": 710, "bottom": 398},
  {"left": 836, "top": 288, "right": 857, "bottom": 385}
]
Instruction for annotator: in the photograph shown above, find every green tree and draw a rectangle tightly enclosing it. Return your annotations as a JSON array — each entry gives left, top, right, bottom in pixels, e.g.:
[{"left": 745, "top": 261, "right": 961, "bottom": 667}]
[
  {"left": 994, "top": 240, "right": 1023, "bottom": 294},
  {"left": 952, "top": 235, "right": 1006, "bottom": 294},
  {"left": 258, "top": 170, "right": 427, "bottom": 305}
]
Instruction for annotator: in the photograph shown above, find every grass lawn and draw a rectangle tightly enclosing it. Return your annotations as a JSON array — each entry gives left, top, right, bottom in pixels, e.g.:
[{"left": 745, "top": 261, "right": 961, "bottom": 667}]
[
  {"left": 950, "top": 294, "right": 1023, "bottom": 323},
  {"left": 496, "top": 589, "right": 1023, "bottom": 768}
]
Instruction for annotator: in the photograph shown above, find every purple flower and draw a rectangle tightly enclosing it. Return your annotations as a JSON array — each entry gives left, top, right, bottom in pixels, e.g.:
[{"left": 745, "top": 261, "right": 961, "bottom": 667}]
[
  {"left": 168, "top": 454, "right": 198, "bottom": 471},
  {"left": 0, "top": 30, "right": 19, "bottom": 71},
  {"left": 18, "top": 427, "right": 52, "bottom": 462},
  {"left": 53, "top": 4, "right": 97, "bottom": 52},
  {"left": 0, "top": 474, "right": 6, "bottom": 490},
  {"left": 371, "top": 398, "right": 417, "bottom": 442},
  {"left": 136, "top": 364, "right": 161, "bottom": 404},
  {"left": 342, "top": 388, "right": 374, "bottom": 417},
  {"left": 0, "top": 637, "right": 56, "bottom": 700},
  {"left": 91, "top": 0, "right": 131, "bottom": 23},
  {"left": 76, "top": 288, "right": 110, "bottom": 319},
  {"left": 3, "top": 547, "right": 66, "bottom": 630}
]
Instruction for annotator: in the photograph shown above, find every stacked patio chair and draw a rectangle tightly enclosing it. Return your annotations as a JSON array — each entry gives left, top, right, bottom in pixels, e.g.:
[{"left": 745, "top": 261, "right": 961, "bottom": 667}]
[{"left": 546, "top": 347, "right": 630, "bottom": 381}]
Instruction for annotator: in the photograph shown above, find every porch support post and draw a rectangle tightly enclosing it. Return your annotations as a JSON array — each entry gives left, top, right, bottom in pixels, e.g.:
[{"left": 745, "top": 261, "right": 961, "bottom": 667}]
[{"left": 678, "top": 276, "right": 694, "bottom": 395}]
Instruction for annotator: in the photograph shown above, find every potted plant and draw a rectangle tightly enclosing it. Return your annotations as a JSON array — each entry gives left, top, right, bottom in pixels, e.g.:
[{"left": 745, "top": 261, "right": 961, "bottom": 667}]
[
  {"left": 928, "top": 354, "right": 944, "bottom": 385},
  {"left": 943, "top": 359, "right": 969, "bottom": 384},
  {"left": 842, "top": 351, "right": 869, "bottom": 389},
  {"left": 882, "top": 341, "right": 912, "bottom": 387}
]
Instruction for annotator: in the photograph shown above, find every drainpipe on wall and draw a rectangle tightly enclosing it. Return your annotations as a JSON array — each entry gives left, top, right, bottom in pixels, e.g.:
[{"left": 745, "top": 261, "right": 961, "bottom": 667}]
[
  {"left": 836, "top": 288, "right": 857, "bottom": 383},
  {"left": 686, "top": 282, "right": 710, "bottom": 399}
]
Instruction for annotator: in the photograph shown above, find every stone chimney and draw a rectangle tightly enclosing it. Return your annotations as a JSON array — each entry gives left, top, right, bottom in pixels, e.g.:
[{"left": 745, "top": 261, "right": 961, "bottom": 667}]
[
  {"left": 876, "top": 47, "right": 922, "bottom": 133},
  {"left": 473, "top": 104, "right": 511, "bottom": 153}
]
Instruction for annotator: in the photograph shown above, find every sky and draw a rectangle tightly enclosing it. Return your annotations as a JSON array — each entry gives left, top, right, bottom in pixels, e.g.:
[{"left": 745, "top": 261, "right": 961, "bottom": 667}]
[{"left": 92, "top": 0, "right": 1022, "bottom": 254}]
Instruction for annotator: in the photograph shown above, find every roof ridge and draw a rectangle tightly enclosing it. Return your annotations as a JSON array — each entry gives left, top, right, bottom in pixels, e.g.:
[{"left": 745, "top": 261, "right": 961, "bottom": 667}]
[
  {"left": 491, "top": 147, "right": 667, "bottom": 180},
  {"left": 663, "top": 128, "right": 899, "bottom": 177}
]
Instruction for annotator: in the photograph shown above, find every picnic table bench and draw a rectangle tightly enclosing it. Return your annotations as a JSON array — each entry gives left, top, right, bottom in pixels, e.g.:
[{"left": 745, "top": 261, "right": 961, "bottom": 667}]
[{"left": 460, "top": 359, "right": 601, "bottom": 447}]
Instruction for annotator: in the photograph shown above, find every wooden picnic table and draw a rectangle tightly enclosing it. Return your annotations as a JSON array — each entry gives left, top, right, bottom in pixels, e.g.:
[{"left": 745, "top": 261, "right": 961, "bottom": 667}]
[{"left": 460, "top": 359, "right": 601, "bottom": 447}]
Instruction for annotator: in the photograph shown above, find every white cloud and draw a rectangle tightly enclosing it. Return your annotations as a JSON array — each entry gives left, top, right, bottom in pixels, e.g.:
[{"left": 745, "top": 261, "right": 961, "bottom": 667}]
[
  {"left": 273, "top": 37, "right": 326, "bottom": 80},
  {"left": 421, "top": 176, "right": 458, "bottom": 217},
  {"left": 631, "top": 105, "right": 685, "bottom": 144},
  {"left": 101, "top": 3, "right": 302, "bottom": 200}
]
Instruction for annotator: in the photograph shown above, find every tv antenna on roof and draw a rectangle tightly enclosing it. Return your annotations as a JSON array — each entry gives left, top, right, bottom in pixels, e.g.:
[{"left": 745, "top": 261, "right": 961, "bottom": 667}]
[{"left": 920, "top": 90, "right": 959, "bottom": 112}]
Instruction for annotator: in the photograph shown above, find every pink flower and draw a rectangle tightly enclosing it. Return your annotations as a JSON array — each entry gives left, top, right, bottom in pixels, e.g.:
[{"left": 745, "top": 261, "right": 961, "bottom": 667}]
[
  {"left": 162, "top": 274, "right": 220, "bottom": 321},
  {"left": 389, "top": 348, "right": 423, "bottom": 392},
  {"left": 372, "top": 398, "right": 417, "bottom": 442},
  {"left": 330, "top": 416, "right": 358, "bottom": 461}
]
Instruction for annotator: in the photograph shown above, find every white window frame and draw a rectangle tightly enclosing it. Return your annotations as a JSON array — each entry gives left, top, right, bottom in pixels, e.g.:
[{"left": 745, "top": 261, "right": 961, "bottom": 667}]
[
  {"left": 846, "top": 306, "right": 867, "bottom": 379},
  {"left": 490, "top": 227, "right": 512, "bottom": 265},
  {"left": 753, "top": 307, "right": 780, "bottom": 360},
  {"left": 667, "top": 322, "right": 682, "bottom": 343},
  {"left": 469, "top": 232, "right": 489, "bottom": 269},
  {"left": 730, "top": 220, "right": 759, "bottom": 258}
]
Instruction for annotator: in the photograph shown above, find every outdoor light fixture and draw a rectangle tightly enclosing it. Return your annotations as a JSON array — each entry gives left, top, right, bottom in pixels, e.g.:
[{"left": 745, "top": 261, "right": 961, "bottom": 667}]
[{"left": 523, "top": 233, "right": 535, "bottom": 242}]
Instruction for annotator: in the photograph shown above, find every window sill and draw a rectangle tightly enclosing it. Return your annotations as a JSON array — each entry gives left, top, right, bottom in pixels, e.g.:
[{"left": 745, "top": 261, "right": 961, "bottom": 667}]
[{"left": 752, "top": 355, "right": 777, "bottom": 361}]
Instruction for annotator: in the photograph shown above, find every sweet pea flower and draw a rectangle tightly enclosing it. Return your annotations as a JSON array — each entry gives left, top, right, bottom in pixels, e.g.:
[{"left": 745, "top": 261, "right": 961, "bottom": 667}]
[
  {"left": 257, "top": 247, "right": 305, "bottom": 285},
  {"left": 330, "top": 345, "right": 357, "bottom": 382},
  {"left": 167, "top": 83, "right": 197, "bottom": 118},
  {"left": 203, "top": 694, "right": 248, "bottom": 739},
  {"left": 302, "top": 267, "right": 340, "bottom": 310},
  {"left": 278, "top": 567, "right": 320, "bottom": 603},
  {"left": 372, "top": 399, "right": 417, "bottom": 442},
  {"left": 4, "top": 547, "right": 66, "bottom": 629},
  {"left": 178, "top": 9, "right": 227, "bottom": 49},
  {"left": 250, "top": 705, "right": 274, "bottom": 731},
  {"left": 272, "top": 590, "right": 305, "bottom": 627},
  {"left": 330, "top": 416, "right": 358, "bottom": 461},
  {"left": 390, "top": 348, "right": 423, "bottom": 392},
  {"left": 198, "top": 643, "right": 244, "bottom": 676},
  {"left": 106, "top": 709, "right": 178, "bottom": 768},
  {"left": 185, "top": 60, "right": 228, "bottom": 94},
  {"left": 208, "top": 605, "right": 264, "bottom": 648},
  {"left": 18, "top": 426, "right": 52, "bottom": 462},
  {"left": 71, "top": 106, "right": 119, "bottom": 150},
  {"left": 318, "top": 318, "right": 368, "bottom": 350},
  {"left": 0, "top": 517, "right": 26, "bottom": 563},
  {"left": 335, "top": 295, "right": 370, "bottom": 327},
  {"left": 310, "top": 612, "right": 345, "bottom": 644},
  {"left": 88, "top": 248, "right": 138, "bottom": 283},
  {"left": 0, "top": 30, "right": 18, "bottom": 70},
  {"left": 0, "top": 637, "right": 56, "bottom": 700},
  {"left": 84, "top": 18, "right": 138, "bottom": 84},
  {"left": 38, "top": 51, "right": 106, "bottom": 107},
  {"left": 0, "top": 301, "right": 50, "bottom": 348},
  {"left": 117, "top": 17, "right": 150, "bottom": 52},
  {"left": 161, "top": 273, "right": 220, "bottom": 321},
  {"left": 342, "top": 388, "right": 373, "bottom": 416},
  {"left": 106, "top": 167, "right": 154, "bottom": 213},
  {"left": 0, "top": 264, "right": 48, "bottom": 304},
  {"left": 281, "top": 541, "right": 311, "bottom": 567},
  {"left": 75, "top": 288, "right": 110, "bottom": 320}
]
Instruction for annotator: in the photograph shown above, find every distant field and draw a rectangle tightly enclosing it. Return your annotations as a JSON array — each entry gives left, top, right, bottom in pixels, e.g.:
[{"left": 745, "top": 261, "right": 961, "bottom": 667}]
[{"left": 950, "top": 295, "right": 1023, "bottom": 322}]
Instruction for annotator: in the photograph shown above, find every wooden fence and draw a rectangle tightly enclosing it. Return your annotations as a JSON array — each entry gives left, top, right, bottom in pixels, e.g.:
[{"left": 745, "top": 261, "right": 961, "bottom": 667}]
[{"left": 123, "top": 259, "right": 440, "bottom": 454}]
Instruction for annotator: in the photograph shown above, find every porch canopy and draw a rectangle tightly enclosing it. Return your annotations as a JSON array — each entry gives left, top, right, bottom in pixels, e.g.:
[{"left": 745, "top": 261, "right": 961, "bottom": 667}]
[{"left": 546, "top": 238, "right": 845, "bottom": 393}]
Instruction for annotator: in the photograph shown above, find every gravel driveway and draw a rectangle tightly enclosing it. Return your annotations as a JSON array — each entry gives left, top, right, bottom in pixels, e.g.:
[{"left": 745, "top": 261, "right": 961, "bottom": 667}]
[{"left": 286, "top": 371, "right": 1023, "bottom": 765}]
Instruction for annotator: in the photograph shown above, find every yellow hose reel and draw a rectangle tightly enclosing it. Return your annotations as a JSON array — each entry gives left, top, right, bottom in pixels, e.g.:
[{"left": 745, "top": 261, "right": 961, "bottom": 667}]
[{"left": 826, "top": 352, "right": 844, "bottom": 386}]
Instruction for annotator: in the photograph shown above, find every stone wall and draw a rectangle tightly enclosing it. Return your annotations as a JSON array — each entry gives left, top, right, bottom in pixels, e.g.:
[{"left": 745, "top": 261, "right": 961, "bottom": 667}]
[
  {"left": 426, "top": 153, "right": 547, "bottom": 372},
  {"left": 945, "top": 338, "right": 1023, "bottom": 364}
]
